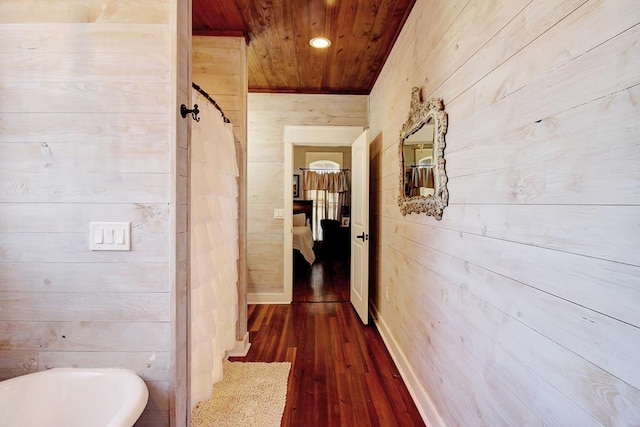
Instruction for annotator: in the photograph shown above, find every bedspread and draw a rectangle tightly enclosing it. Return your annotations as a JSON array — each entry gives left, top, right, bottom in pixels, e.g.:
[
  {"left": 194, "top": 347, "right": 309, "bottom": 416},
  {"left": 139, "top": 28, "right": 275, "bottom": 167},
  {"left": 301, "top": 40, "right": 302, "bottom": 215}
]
[{"left": 293, "top": 225, "right": 315, "bottom": 265}]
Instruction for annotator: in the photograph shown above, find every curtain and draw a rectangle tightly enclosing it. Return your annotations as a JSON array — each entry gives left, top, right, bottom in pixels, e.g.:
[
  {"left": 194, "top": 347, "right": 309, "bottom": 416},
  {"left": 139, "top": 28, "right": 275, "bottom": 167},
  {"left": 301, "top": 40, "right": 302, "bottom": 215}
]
[
  {"left": 302, "top": 170, "right": 350, "bottom": 240},
  {"left": 409, "top": 166, "right": 434, "bottom": 197},
  {"left": 190, "top": 88, "right": 239, "bottom": 411}
]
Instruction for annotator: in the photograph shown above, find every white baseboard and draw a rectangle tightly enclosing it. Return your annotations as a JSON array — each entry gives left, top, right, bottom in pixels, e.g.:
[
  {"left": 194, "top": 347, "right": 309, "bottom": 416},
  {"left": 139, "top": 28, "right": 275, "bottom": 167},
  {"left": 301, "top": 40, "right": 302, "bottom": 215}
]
[
  {"left": 247, "top": 293, "right": 291, "bottom": 304},
  {"left": 371, "top": 303, "right": 446, "bottom": 427},
  {"left": 227, "top": 332, "right": 251, "bottom": 357}
]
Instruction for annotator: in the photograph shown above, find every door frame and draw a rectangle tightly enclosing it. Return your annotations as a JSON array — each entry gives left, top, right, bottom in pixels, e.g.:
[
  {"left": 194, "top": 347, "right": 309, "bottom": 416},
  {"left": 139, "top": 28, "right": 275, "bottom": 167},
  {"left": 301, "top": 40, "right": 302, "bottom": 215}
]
[{"left": 283, "top": 125, "right": 365, "bottom": 303}]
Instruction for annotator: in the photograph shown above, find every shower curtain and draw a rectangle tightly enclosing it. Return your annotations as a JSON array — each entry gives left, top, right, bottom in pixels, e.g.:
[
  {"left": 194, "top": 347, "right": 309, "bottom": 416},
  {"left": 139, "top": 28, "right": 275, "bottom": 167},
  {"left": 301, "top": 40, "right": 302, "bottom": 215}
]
[{"left": 190, "top": 87, "right": 239, "bottom": 410}]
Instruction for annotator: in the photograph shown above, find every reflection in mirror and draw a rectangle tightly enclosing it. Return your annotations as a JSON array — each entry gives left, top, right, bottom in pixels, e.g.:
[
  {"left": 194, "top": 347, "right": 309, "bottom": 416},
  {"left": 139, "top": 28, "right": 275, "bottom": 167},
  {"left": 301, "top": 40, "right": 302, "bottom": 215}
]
[
  {"left": 403, "top": 120, "right": 435, "bottom": 198},
  {"left": 398, "top": 87, "right": 448, "bottom": 219}
]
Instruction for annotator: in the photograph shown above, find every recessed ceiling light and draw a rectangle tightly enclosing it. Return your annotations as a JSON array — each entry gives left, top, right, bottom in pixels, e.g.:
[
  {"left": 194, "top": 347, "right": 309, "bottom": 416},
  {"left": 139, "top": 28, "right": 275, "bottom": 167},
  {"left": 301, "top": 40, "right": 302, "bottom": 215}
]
[{"left": 309, "top": 37, "right": 331, "bottom": 49}]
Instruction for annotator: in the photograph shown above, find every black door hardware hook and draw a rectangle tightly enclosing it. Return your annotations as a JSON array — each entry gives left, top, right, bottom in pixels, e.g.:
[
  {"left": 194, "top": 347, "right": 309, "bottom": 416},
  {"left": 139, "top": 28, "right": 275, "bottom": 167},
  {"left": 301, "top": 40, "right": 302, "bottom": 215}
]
[{"left": 180, "top": 104, "right": 200, "bottom": 122}]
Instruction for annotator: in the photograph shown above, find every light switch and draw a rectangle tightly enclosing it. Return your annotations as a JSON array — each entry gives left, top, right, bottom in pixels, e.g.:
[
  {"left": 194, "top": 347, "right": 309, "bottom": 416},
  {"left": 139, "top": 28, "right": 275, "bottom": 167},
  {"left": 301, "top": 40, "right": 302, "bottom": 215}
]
[
  {"left": 93, "top": 226, "right": 104, "bottom": 244},
  {"left": 104, "top": 228, "right": 114, "bottom": 244},
  {"left": 273, "top": 209, "right": 284, "bottom": 219},
  {"left": 90, "top": 222, "right": 131, "bottom": 251},
  {"left": 115, "top": 228, "right": 125, "bottom": 244}
]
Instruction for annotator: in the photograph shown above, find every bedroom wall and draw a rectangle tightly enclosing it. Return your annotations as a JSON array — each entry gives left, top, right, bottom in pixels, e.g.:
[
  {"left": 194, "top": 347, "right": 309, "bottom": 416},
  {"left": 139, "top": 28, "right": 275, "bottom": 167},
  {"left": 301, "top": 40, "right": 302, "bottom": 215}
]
[
  {"left": 247, "top": 94, "right": 367, "bottom": 296},
  {"left": 0, "top": 1, "right": 190, "bottom": 425},
  {"left": 369, "top": 0, "right": 640, "bottom": 425}
]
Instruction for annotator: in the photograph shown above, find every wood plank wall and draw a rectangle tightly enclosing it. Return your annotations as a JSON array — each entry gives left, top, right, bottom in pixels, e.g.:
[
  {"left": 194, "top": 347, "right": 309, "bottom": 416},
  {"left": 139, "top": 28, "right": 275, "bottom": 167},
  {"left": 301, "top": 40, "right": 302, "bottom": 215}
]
[
  {"left": 369, "top": 0, "right": 640, "bottom": 425},
  {"left": 191, "top": 35, "right": 249, "bottom": 343},
  {"left": 171, "top": 0, "right": 191, "bottom": 425},
  {"left": 0, "top": 1, "right": 186, "bottom": 425},
  {"left": 246, "top": 94, "right": 367, "bottom": 296},
  {"left": 192, "top": 36, "right": 247, "bottom": 150}
]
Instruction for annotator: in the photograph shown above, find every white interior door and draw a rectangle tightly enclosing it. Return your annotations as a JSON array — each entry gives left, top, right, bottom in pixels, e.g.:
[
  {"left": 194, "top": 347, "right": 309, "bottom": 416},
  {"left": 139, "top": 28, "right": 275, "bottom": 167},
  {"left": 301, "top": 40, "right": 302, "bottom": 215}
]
[{"left": 350, "top": 129, "right": 369, "bottom": 324}]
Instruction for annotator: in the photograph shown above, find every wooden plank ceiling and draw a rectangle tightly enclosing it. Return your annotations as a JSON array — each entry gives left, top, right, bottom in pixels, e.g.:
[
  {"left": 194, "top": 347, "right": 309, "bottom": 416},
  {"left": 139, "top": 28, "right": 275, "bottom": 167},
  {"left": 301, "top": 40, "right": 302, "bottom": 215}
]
[{"left": 193, "top": 0, "right": 416, "bottom": 95}]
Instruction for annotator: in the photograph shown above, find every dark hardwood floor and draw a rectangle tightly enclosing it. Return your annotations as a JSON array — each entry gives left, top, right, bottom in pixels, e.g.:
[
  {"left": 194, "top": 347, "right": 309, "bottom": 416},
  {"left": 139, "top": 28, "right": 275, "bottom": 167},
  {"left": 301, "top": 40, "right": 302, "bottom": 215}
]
[
  {"left": 293, "top": 256, "right": 351, "bottom": 303},
  {"left": 230, "top": 251, "right": 426, "bottom": 426}
]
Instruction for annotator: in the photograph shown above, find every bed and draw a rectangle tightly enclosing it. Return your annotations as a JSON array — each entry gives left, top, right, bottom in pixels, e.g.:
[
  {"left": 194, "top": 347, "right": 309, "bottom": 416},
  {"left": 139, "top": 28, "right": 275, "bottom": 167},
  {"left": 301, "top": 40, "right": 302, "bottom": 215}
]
[{"left": 292, "top": 200, "right": 315, "bottom": 266}]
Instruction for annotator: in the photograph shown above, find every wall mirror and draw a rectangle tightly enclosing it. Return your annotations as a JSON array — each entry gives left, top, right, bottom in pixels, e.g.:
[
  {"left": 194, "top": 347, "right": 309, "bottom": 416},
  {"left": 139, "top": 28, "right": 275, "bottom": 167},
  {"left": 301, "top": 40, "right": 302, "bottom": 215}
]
[{"left": 398, "top": 87, "right": 448, "bottom": 219}]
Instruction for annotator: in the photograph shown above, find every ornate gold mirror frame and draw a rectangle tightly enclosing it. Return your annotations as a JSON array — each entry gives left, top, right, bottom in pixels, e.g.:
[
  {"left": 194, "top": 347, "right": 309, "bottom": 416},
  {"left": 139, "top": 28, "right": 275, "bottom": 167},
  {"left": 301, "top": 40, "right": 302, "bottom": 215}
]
[{"left": 398, "top": 87, "right": 449, "bottom": 219}]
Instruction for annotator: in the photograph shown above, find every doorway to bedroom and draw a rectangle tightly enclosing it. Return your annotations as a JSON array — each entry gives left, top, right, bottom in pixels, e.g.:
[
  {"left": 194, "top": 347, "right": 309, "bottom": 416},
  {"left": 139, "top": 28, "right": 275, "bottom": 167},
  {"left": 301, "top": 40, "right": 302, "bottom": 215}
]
[
  {"left": 283, "top": 125, "right": 368, "bottom": 314},
  {"left": 292, "top": 146, "right": 352, "bottom": 303}
]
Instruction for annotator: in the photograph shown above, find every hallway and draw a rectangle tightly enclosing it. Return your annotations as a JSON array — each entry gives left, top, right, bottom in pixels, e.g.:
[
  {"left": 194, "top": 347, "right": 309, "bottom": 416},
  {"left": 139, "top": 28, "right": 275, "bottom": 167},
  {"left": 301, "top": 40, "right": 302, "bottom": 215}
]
[{"left": 231, "top": 256, "right": 425, "bottom": 426}]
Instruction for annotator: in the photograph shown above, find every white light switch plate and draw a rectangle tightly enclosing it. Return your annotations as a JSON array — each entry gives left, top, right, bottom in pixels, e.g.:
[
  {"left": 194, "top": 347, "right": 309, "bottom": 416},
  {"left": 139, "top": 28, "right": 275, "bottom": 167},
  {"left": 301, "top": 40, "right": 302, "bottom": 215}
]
[
  {"left": 90, "top": 222, "right": 131, "bottom": 251},
  {"left": 273, "top": 208, "right": 284, "bottom": 219}
]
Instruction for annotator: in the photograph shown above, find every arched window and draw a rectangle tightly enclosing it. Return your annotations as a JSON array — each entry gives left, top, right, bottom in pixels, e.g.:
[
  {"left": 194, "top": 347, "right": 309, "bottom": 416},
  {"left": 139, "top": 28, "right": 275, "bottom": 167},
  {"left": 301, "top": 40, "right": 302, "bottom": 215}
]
[
  {"left": 309, "top": 160, "right": 340, "bottom": 171},
  {"left": 418, "top": 156, "right": 432, "bottom": 166}
]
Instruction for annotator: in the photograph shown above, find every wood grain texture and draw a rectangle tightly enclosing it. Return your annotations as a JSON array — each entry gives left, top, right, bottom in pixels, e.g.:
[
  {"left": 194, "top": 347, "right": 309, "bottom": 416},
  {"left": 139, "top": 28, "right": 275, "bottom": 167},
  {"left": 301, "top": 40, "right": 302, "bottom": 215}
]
[
  {"left": 369, "top": 0, "right": 640, "bottom": 425},
  {"left": 0, "top": 24, "right": 170, "bottom": 53},
  {"left": 193, "top": 0, "right": 416, "bottom": 94},
  {"left": 0, "top": 321, "right": 169, "bottom": 352},
  {"left": 230, "top": 302, "right": 425, "bottom": 426},
  {"left": 0, "top": 203, "right": 169, "bottom": 233},
  {"left": 0, "top": 83, "right": 170, "bottom": 114},
  {"left": 0, "top": 172, "right": 169, "bottom": 203},
  {"left": 0, "top": 113, "right": 170, "bottom": 144},
  {"left": 0, "top": 0, "right": 170, "bottom": 24},
  {"left": 0, "top": 142, "right": 170, "bottom": 174},
  {"left": 1, "top": 51, "right": 170, "bottom": 83},
  {"left": 0, "top": 292, "right": 169, "bottom": 322},
  {"left": 293, "top": 255, "right": 351, "bottom": 303},
  {"left": 0, "top": 262, "right": 170, "bottom": 293},
  {"left": 0, "top": 350, "right": 38, "bottom": 378},
  {"left": 137, "top": 381, "right": 170, "bottom": 426},
  {"left": 0, "top": 2, "right": 179, "bottom": 426},
  {"left": 170, "top": 0, "right": 191, "bottom": 424}
]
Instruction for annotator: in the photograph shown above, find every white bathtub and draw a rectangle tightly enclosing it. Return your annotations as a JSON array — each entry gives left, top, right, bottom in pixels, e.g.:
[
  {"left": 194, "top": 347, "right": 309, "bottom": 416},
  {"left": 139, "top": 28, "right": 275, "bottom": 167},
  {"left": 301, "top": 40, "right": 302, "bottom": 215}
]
[{"left": 0, "top": 368, "right": 148, "bottom": 427}]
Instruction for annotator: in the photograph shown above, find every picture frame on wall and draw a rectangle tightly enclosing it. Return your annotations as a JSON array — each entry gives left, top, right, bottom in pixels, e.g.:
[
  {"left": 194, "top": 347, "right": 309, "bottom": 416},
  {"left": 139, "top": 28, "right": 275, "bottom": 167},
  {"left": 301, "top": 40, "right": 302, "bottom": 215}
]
[
  {"left": 293, "top": 174, "right": 300, "bottom": 198},
  {"left": 341, "top": 216, "right": 350, "bottom": 227}
]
